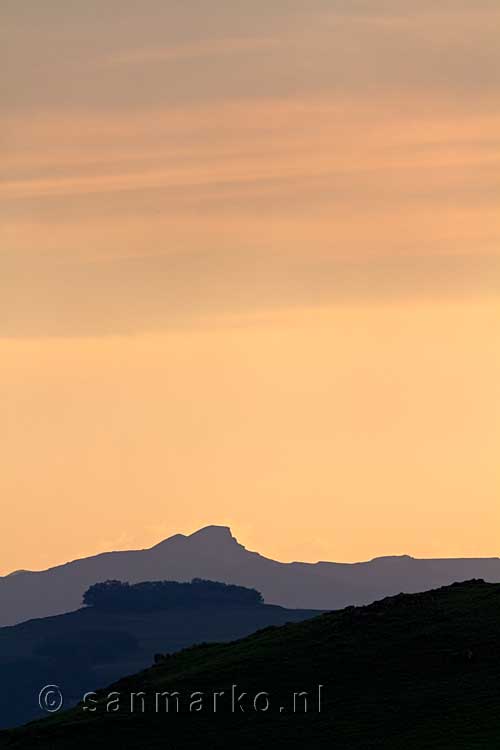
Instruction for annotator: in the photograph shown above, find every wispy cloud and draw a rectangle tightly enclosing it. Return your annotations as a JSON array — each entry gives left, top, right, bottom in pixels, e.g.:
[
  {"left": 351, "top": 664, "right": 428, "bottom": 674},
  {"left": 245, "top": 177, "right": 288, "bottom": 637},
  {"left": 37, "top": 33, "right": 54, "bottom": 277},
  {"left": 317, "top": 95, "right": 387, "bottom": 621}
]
[
  {"left": 1, "top": 250, "right": 498, "bottom": 338},
  {"left": 2, "top": 0, "right": 499, "bottom": 338}
]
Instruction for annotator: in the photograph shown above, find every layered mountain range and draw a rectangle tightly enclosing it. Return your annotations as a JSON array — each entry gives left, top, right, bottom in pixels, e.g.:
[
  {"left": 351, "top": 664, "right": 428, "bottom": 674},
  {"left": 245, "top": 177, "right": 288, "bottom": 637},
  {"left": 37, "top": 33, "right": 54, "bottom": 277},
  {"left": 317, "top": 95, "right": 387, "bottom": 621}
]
[{"left": 2, "top": 525, "right": 500, "bottom": 627}]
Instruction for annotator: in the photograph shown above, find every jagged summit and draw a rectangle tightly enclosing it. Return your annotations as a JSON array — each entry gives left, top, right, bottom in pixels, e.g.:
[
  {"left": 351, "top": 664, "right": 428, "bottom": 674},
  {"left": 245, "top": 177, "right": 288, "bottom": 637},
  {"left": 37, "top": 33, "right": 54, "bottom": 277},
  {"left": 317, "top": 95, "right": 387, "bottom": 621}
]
[
  {"left": 150, "top": 525, "right": 241, "bottom": 551},
  {"left": 188, "top": 525, "right": 236, "bottom": 542},
  {"left": 186, "top": 525, "right": 246, "bottom": 553}
]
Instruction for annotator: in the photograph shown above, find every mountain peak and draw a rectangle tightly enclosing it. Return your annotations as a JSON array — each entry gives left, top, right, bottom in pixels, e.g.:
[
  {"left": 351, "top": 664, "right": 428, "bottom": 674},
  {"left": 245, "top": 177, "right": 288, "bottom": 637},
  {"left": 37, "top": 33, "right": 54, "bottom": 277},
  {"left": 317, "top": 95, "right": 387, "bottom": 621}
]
[
  {"left": 149, "top": 525, "right": 240, "bottom": 553},
  {"left": 188, "top": 525, "right": 237, "bottom": 543}
]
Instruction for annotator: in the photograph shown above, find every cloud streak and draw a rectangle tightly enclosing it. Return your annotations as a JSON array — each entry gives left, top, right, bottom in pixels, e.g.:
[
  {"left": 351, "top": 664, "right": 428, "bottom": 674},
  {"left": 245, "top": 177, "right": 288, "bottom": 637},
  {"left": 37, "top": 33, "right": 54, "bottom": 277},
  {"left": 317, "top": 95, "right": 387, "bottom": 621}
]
[
  {"left": 1, "top": 251, "right": 498, "bottom": 338},
  {"left": 1, "top": 0, "right": 499, "bottom": 338}
]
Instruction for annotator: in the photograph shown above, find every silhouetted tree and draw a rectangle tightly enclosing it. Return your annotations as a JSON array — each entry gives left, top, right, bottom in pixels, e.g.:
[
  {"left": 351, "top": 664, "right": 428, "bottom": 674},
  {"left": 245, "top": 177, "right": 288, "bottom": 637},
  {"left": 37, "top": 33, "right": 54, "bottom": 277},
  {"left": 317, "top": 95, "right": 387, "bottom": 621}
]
[{"left": 83, "top": 579, "right": 263, "bottom": 611}]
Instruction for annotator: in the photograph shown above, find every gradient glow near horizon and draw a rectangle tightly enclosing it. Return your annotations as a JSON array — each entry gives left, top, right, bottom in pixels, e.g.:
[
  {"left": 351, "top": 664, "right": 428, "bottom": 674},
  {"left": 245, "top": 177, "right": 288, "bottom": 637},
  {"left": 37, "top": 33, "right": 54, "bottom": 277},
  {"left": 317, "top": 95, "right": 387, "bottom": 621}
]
[{"left": 1, "top": 0, "right": 499, "bottom": 574}]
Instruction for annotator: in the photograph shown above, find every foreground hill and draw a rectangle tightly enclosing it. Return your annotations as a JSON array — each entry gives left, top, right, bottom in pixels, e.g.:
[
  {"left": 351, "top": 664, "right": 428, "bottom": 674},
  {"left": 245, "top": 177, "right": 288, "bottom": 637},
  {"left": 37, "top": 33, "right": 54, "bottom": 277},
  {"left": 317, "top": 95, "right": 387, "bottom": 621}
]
[
  {"left": 0, "top": 580, "right": 318, "bottom": 729},
  {"left": 2, "top": 525, "right": 500, "bottom": 626},
  {"left": 3, "top": 580, "right": 500, "bottom": 749}
]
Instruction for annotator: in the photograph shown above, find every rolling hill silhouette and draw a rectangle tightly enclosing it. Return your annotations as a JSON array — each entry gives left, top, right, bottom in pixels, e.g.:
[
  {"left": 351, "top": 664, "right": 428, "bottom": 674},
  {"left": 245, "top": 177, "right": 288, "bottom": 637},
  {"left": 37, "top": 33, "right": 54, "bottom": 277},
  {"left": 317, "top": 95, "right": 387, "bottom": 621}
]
[
  {"left": 2, "top": 525, "right": 500, "bottom": 627},
  {"left": 3, "top": 580, "right": 500, "bottom": 749},
  {"left": 0, "top": 579, "right": 318, "bottom": 729}
]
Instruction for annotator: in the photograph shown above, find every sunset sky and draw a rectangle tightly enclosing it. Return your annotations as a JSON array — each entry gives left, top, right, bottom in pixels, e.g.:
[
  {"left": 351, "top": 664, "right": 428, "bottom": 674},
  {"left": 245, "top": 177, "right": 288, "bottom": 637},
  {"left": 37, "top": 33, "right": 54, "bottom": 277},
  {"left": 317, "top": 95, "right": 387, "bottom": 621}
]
[{"left": 1, "top": 0, "right": 499, "bottom": 574}]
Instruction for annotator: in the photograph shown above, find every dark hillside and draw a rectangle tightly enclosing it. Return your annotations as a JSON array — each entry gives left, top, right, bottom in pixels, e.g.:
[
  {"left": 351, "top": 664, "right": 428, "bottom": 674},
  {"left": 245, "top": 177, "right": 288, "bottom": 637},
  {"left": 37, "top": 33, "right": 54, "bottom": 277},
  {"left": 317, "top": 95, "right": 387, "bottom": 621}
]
[
  {"left": 2, "top": 580, "right": 500, "bottom": 748},
  {"left": 0, "top": 580, "right": 317, "bottom": 730}
]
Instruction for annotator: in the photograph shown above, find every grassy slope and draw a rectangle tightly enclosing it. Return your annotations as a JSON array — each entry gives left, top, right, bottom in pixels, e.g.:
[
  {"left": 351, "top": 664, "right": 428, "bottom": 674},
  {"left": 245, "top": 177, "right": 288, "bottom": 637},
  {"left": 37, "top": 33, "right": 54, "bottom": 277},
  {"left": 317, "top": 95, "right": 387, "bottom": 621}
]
[
  {"left": 0, "top": 603, "right": 318, "bottom": 729},
  {"left": 2, "top": 580, "right": 500, "bottom": 749}
]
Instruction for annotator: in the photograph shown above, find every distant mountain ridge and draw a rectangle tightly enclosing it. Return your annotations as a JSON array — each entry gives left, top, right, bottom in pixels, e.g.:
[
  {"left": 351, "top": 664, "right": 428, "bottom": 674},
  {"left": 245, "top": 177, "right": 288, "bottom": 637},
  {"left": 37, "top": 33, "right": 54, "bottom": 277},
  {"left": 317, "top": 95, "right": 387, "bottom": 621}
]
[{"left": 1, "top": 525, "right": 500, "bottom": 626}]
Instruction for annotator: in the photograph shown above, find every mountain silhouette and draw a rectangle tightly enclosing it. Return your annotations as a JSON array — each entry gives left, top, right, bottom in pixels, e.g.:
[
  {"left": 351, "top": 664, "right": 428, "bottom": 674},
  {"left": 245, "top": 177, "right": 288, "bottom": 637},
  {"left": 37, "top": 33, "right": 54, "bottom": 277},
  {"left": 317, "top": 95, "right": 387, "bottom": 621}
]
[
  {"left": 1, "top": 525, "right": 500, "bottom": 626},
  {"left": 3, "top": 580, "right": 500, "bottom": 749}
]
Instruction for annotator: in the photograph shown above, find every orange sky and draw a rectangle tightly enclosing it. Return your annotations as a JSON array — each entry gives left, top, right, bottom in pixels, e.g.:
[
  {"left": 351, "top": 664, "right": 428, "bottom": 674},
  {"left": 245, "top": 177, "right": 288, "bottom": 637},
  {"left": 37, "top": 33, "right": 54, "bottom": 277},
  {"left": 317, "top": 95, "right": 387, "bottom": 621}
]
[{"left": 1, "top": 0, "right": 499, "bottom": 573}]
